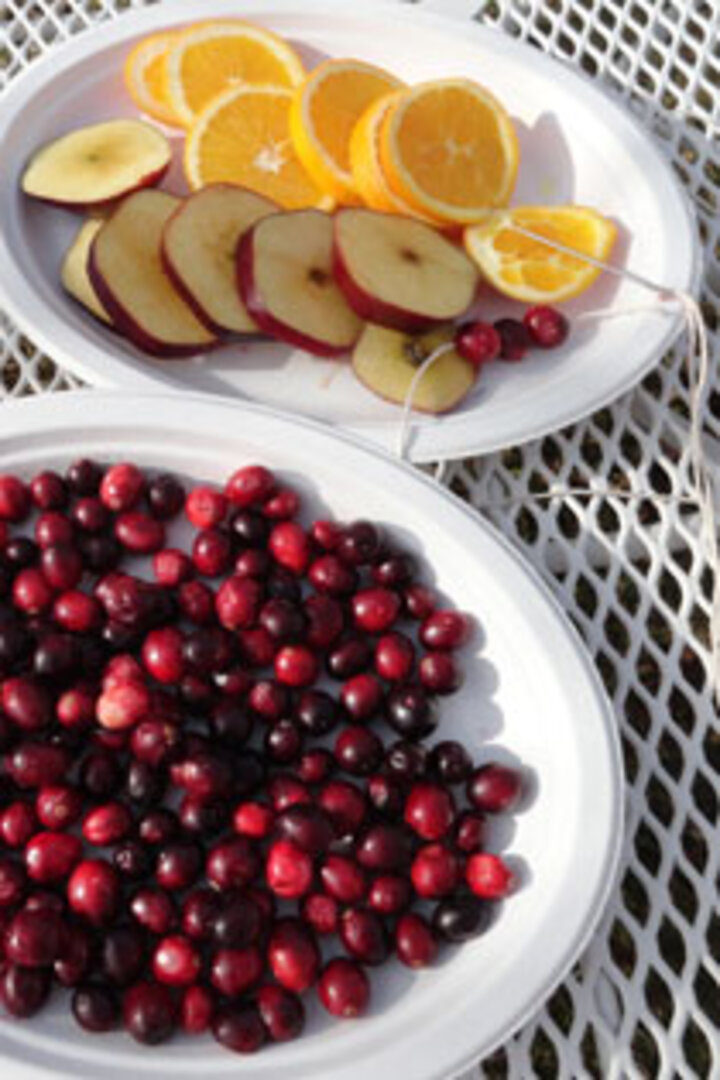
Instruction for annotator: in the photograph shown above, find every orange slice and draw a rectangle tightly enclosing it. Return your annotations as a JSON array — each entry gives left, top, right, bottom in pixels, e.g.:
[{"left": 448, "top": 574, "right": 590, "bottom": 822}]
[
  {"left": 184, "top": 85, "right": 330, "bottom": 210},
  {"left": 165, "top": 20, "right": 305, "bottom": 127},
  {"left": 124, "top": 32, "right": 180, "bottom": 127},
  {"left": 464, "top": 205, "right": 618, "bottom": 302},
  {"left": 379, "top": 79, "right": 519, "bottom": 225},
  {"left": 289, "top": 58, "right": 403, "bottom": 204},
  {"left": 349, "top": 92, "right": 439, "bottom": 222}
]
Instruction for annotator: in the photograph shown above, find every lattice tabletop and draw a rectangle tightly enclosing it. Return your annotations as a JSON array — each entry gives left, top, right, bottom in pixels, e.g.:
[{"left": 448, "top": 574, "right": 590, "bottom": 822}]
[{"left": 1, "top": 1, "right": 719, "bottom": 1077}]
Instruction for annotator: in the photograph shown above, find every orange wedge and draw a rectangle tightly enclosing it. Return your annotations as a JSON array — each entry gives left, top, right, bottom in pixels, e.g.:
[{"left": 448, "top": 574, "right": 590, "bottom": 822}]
[
  {"left": 289, "top": 58, "right": 403, "bottom": 204},
  {"left": 184, "top": 85, "right": 330, "bottom": 210},
  {"left": 124, "top": 32, "right": 180, "bottom": 127},
  {"left": 464, "top": 205, "right": 618, "bottom": 302},
  {"left": 165, "top": 20, "right": 305, "bottom": 127},
  {"left": 379, "top": 79, "right": 519, "bottom": 225}
]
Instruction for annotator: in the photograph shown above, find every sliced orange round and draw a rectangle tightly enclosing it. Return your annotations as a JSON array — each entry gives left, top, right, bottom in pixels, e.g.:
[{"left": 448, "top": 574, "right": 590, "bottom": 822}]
[
  {"left": 165, "top": 20, "right": 305, "bottom": 127},
  {"left": 348, "top": 91, "right": 438, "bottom": 220},
  {"left": 184, "top": 84, "right": 330, "bottom": 210},
  {"left": 464, "top": 205, "right": 618, "bottom": 302},
  {"left": 379, "top": 79, "right": 519, "bottom": 225},
  {"left": 124, "top": 32, "right": 180, "bottom": 127},
  {"left": 289, "top": 58, "right": 403, "bottom": 204}
]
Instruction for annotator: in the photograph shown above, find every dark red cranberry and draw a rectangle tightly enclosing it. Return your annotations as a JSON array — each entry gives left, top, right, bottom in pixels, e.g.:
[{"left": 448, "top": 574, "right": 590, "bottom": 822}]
[
  {"left": 172, "top": 752, "right": 233, "bottom": 801},
  {"left": 192, "top": 528, "right": 232, "bottom": 577},
  {"left": 36, "top": 784, "right": 82, "bottom": 830},
  {"left": 405, "top": 783, "right": 456, "bottom": 840},
  {"left": 385, "top": 742, "right": 429, "bottom": 784},
  {"left": 420, "top": 651, "right": 461, "bottom": 694},
  {"left": 212, "top": 894, "right": 262, "bottom": 949},
  {"left": 268, "top": 917, "right": 320, "bottom": 993},
  {"left": 301, "top": 892, "right": 338, "bottom": 935},
  {"left": 308, "top": 554, "right": 357, "bottom": 596},
  {"left": 318, "top": 780, "right": 367, "bottom": 837},
  {"left": 524, "top": 304, "right": 569, "bottom": 348},
  {"left": 182, "top": 888, "right": 221, "bottom": 941},
  {"left": 352, "top": 587, "right": 400, "bottom": 633},
  {"left": 147, "top": 473, "right": 185, "bottom": 520},
  {"left": 156, "top": 843, "right": 202, "bottom": 891},
  {"left": 431, "top": 741, "right": 472, "bottom": 785},
  {"left": 7, "top": 741, "right": 69, "bottom": 787},
  {"left": 326, "top": 635, "right": 371, "bottom": 679},
  {"left": 420, "top": 610, "right": 472, "bottom": 650},
  {"left": 138, "top": 809, "right": 179, "bottom": 847},
  {"left": 494, "top": 317, "right": 531, "bottom": 360},
  {"left": 67, "top": 859, "right": 119, "bottom": 925},
  {"left": 386, "top": 683, "right": 437, "bottom": 740},
  {"left": 0, "top": 964, "right": 50, "bottom": 1017},
  {"left": 248, "top": 679, "right": 289, "bottom": 723},
  {"left": 372, "top": 552, "right": 416, "bottom": 588},
  {"left": 183, "top": 626, "right": 235, "bottom": 675},
  {"left": 317, "top": 958, "right": 369, "bottom": 1018},
  {"left": 340, "top": 906, "right": 388, "bottom": 965},
  {"left": 35, "top": 511, "right": 73, "bottom": 548},
  {"left": 216, "top": 575, "right": 263, "bottom": 630},
  {"left": 213, "top": 1003, "right": 266, "bottom": 1054},
  {"left": 114, "top": 841, "right": 152, "bottom": 880},
  {"left": 71, "top": 496, "right": 109, "bottom": 534},
  {"left": 178, "top": 580, "right": 215, "bottom": 624},
  {"left": 2, "top": 676, "right": 52, "bottom": 731},
  {"left": 304, "top": 594, "right": 344, "bottom": 649},
  {"left": 320, "top": 855, "right": 366, "bottom": 904},
  {"left": 206, "top": 837, "right": 259, "bottom": 891},
  {"left": 103, "top": 925, "right": 147, "bottom": 986},
  {"left": 396, "top": 912, "right": 437, "bottom": 967},
  {"left": 268, "top": 521, "right": 310, "bottom": 575},
  {"left": 33, "top": 631, "right": 80, "bottom": 680},
  {"left": 257, "top": 984, "right": 304, "bottom": 1042},
  {"left": 153, "top": 934, "right": 201, "bottom": 986},
  {"left": 130, "top": 887, "right": 176, "bottom": 935},
  {"left": 179, "top": 796, "right": 227, "bottom": 836},
  {"left": 453, "top": 810, "right": 486, "bottom": 853},
  {"left": 466, "top": 852, "right": 515, "bottom": 898},
  {"left": 455, "top": 319, "right": 502, "bottom": 366},
  {"left": 181, "top": 984, "right": 214, "bottom": 1034},
  {"left": 66, "top": 458, "right": 102, "bottom": 496},
  {"left": 341, "top": 672, "right": 384, "bottom": 721},
  {"left": 367, "top": 774, "right": 404, "bottom": 819},
  {"left": 0, "top": 475, "right": 30, "bottom": 522},
  {"left": 265, "top": 719, "right": 304, "bottom": 764},
  {"left": 0, "top": 856, "right": 22, "bottom": 906},
  {"left": 211, "top": 945, "right": 263, "bottom": 996},
  {"left": 310, "top": 519, "right": 344, "bottom": 550},
  {"left": 335, "top": 727, "right": 383, "bottom": 776},
  {"left": 259, "top": 597, "right": 305, "bottom": 642},
  {"left": 433, "top": 894, "right": 491, "bottom": 941},
  {"left": 294, "top": 689, "right": 339, "bottom": 736},
  {"left": 55, "top": 924, "right": 92, "bottom": 986},
  {"left": 1, "top": 802, "right": 37, "bottom": 848},
  {"left": 368, "top": 874, "right": 411, "bottom": 915},
  {"left": 269, "top": 774, "right": 311, "bottom": 813},
  {"left": 225, "top": 465, "right": 276, "bottom": 507},
  {"left": 13, "top": 567, "right": 54, "bottom": 615},
  {"left": 131, "top": 720, "right": 180, "bottom": 769},
  {"left": 467, "top": 763, "right": 523, "bottom": 812},
  {"left": 79, "top": 749, "right": 121, "bottom": 798},
  {"left": 276, "top": 805, "right": 334, "bottom": 856},
  {"left": 411, "top": 844, "right": 459, "bottom": 898},
  {"left": 0, "top": 620, "right": 33, "bottom": 674},
  {"left": 125, "top": 760, "right": 166, "bottom": 807},
  {"left": 375, "top": 632, "right": 415, "bottom": 682},
  {"left": 79, "top": 535, "right": 122, "bottom": 572},
  {"left": 356, "top": 824, "right": 413, "bottom": 872},
  {"left": 5, "top": 907, "right": 62, "bottom": 967},
  {"left": 229, "top": 508, "right": 268, "bottom": 546},
  {"left": 72, "top": 984, "right": 119, "bottom": 1032},
  {"left": 30, "top": 470, "right": 68, "bottom": 511},
  {"left": 337, "top": 520, "right": 382, "bottom": 566},
  {"left": 262, "top": 486, "right": 300, "bottom": 520},
  {"left": 123, "top": 981, "right": 176, "bottom": 1045},
  {"left": 214, "top": 664, "right": 252, "bottom": 697},
  {"left": 234, "top": 548, "right": 271, "bottom": 579},
  {"left": 295, "top": 748, "right": 334, "bottom": 785},
  {"left": 266, "top": 839, "right": 313, "bottom": 899}
]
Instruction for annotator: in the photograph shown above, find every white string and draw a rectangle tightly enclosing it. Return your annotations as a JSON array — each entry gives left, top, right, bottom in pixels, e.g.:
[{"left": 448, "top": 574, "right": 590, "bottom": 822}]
[{"left": 396, "top": 222, "right": 720, "bottom": 700}]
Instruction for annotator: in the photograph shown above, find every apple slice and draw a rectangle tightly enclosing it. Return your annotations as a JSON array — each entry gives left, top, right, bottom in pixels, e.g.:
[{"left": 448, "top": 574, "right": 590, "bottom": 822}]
[
  {"left": 333, "top": 208, "right": 479, "bottom": 333},
  {"left": 61, "top": 219, "right": 112, "bottom": 325},
  {"left": 352, "top": 323, "right": 476, "bottom": 414},
  {"left": 21, "top": 120, "right": 171, "bottom": 208},
  {"left": 162, "top": 184, "right": 277, "bottom": 335},
  {"left": 89, "top": 189, "right": 218, "bottom": 357},
  {"left": 237, "top": 209, "right": 364, "bottom": 358}
]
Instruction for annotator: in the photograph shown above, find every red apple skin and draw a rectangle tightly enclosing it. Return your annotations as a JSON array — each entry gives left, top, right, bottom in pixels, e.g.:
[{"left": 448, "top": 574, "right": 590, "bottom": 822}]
[
  {"left": 236, "top": 226, "right": 356, "bottom": 359},
  {"left": 27, "top": 163, "right": 170, "bottom": 213},
  {"left": 352, "top": 360, "right": 476, "bottom": 415},
  {"left": 87, "top": 239, "right": 220, "bottom": 359},
  {"left": 159, "top": 243, "right": 229, "bottom": 338}
]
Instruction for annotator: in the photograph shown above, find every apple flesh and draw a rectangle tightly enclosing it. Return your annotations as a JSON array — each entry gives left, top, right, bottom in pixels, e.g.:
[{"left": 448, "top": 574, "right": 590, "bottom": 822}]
[
  {"left": 333, "top": 208, "right": 478, "bottom": 333},
  {"left": 61, "top": 219, "right": 112, "bottom": 325},
  {"left": 21, "top": 119, "right": 171, "bottom": 208},
  {"left": 162, "top": 184, "right": 277, "bottom": 335},
  {"left": 352, "top": 323, "right": 477, "bottom": 414},
  {"left": 237, "top": 209, "right": 364, "bottom": 358},
  {"left": 89, "top": 189, "right": 218, "bottom": 357}
]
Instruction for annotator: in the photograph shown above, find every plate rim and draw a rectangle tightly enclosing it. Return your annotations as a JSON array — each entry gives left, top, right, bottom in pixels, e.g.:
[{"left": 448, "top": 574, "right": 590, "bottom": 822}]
[{"left": 0, "top": 388, "right": 624, "bottom": 1079}]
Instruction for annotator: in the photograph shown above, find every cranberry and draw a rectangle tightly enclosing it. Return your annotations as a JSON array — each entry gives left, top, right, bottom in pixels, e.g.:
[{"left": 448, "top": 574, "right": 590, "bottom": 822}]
[
  {"left": 1, "top": 802, "right": 37, "bottom": 848},
  {"left": 308, "top": 554, "right": 357, "bottom": 596},
  {"left": 318, "top": 780, "right": 367, "bottom": 836},
  {"left": 173, "top": 752, "right": 233, "bottom": 801},
  {"left": 152, "top": 548, "right": 193, "bottom": 587},
  {"left": 340, "top": 907, "right": 388, "bottom": 965},
  {"left": 182, "top": 888, "right": 221, "bottom": 941},
  {"left": 192, "top": 528, "right": 232, "bottom": 577},
  {"left": 138, "top": 810, "right": 178, "bottom": 848},
  {"left": 131, "top": 720, "right": 180, "bottom": 768},
  {"left": 455, "top": 319, "right": 502, "bottom": 366},
  {"left": 79, "top": 749, "right": 121, "bottom": 798},
  {"left": 216, "top": 576, "right": 263, "bottom": 630},
  {"left": 66, "top": 458, "right": 102, "bottom": 496},
  {"left": 67, "top": 859, "right": 119, "bottom": 925},
  {"left": 211, "top": 945, "right": 263, "bottom": 996},
  {"left": 419, "top": 651, "right": 462, "bottom": 694},
  {"left": 374, "top": 632, "right": 414, "bottom": 682},
  {"left": 185, "top": 485, "right": 227, "bottom": 529},
  {"left": 405, "top": 783, "right": 456, "bottom": 840},
  {"left": 230, "top": 508, "right": 269, "bottom": 546},
  {"left": 114, "top": 511, "right": 165, "bottom": 554},
  {"left": 420, "top": 610, "right": 472, "bottom": 650},
  {"left": 178, "top": 580, "right": 215, "bottom": 624},
  {"left": 0, "top": 475, "right": 30, "bottom": 522},
  {"left": 352, "top": 587, "right": 400, "bottom": 633},
  {"left": 266, "top": 838, "right": 313, "bottom": 899},
  {"left": 335, "top": 727, "right": 383, "bottom": 777},
  {"left": 466, "top": 852, "right": 515, "bottom": 898},
  {"left": 234, "top": 548, "right": 271, "bottom": 579},
  {"left": 40, "top": 542, "right": 82, "bottom": 592},
  {"left": 467, "top": 763, "right": 523, "bottom": 812},
  {"left": 212, "top": 894, "right": 262, "bottom": 949},
  {"left": 131, "top": 887, "right": 176, "bottom": 935},
  {"left": 327, "top": 635, "right": 372, "bottom": 679},
  {"left": 100, "top": 463, "right": 145, "bottom": 511},
  {"left": 234, "top": 801, "right": 275, "bottom": 839},
  {"left": 301, "top": 892, "right": 339, "bottom": 935},
  {"left": 181, "top": 984, "right": 214, "bottom": 1034},
  {"left": 366, "top": 773, "right": 404, "bottom": 819},
  {"left": 356, "top": 824, "right": 413, "bottom": 872},
  {"left": 276, "top": 805, "right": 334, "bottom": 856},
  {"left": 320, "top": 855, "right": 367, "bottom": 903},
  {"left": 225, "top": 465, "right": 276, "bottom": 507},
  {"left": 2, "top": 676, "right": 52, "bottom": 731},
  {"left": 304, "top": 594, "right": 344, "bottom": 649},
  {"left": 102, "top": 925, "right": 146, "bottom": 986},
  {"left": 239, "top": 626, "right": 277, "bottom": 667},
  {"left": 206, "top": 837, "right": 259, "bottom": 891},
  {"left": 268, "top": 521, "right": 311, "bottom": 575},
  {"left": 296, "top": 748, "right": 334, "bottom": 784},
  {"left": 411, "top": 844, "right": 459, "bottom": 898},
  {"left": 257, "top": 984, "right": 304, "bottom": 1042},
  {"left": 258, "top": 597, "right": 304, "bottom": 642},
  {"left": 294, "top": 689, "right": 339, "bottom": 736},
  {"left": 72, "top": 985, "right": 119, "bottom": 1032},
  {"left": 337, "top": 520, "right": 382, "bottom": 566},
  {"left": 96, "top": 680, "right": 151, "bottom": 731},
  {"left": 30, "top": 471, "right": 68, "bottom": 511},
  {"left": 495, "top": 316, "right": 531, "bottom": 360},
  {"left": 114, "top": 841, "right": 152, "bottom": 880},
  {"left": 35, "top": 511, "right": 74, "bottom": 548},
  {"left": 395, "top": 912, "right": 437, "bottom": 968},
  {"left": 153, "top": 935, "right": 201, "bottom": 987},
  {"left": 139, "top": 627, "right": 184, "bottom": 683},
  {"left": 71, "top": 496, "right": 109, "bottom": 534},
  {"left": 341, "top": 672, "right": 384, "bottom": 721},
  {"left": 82, "top": 801, "right": 132, "bottom": 846},
  {"left": 269, "top": 774, "right": 311, "bottom": 812},
  {"left": 213, "top": 1003, "right": 266, "bottom": 1054},
  {"left": 268, "top": 917, "right": 320, "bottom": 993},
  {"left": 33, "top": 631, "right": 80, "bottom": 680},
  {"left": 317, "top": 958, "right": 369, "bottom": 1018},
  {"left": 275, "top": 644, "right": 318, "bottom": 687},
  {"left": 368, "top": 874, "right": 411, "bottom": 915},
  {"left": 7, "top": 742, "right": 69, "bottom": 787},
  {"left": 0, "top": 857, "right": 26, "bottom": 906},
  {"left": 36, "top": 784, "right": 82, "bottom": 830},
  {"left": 79, "top": 535, "right": 122, "bottom": 572},
  {"left": 263, "top": 487, "right": 300, "bottom": 520},
  {"left": 123, "top": 981, "right": 176, "bottom": 1045},
  {"left": 55, "top": 923, "right": 92, "bottom": 986},
  {"left": 386, "top": 683, "right": 437, "bottom": 740},
  {"left": 13, "top": 567, "right": 55, "bottom": 614},
  {"left": 433, "top": 894, "right": 491, "bottom": 941},
  {"left": 0, "top": 620, "right": 33, "bottom": 673},
  {"left": 125, "top": 759, "right": 166, "bottom": 807},
  {"left": 453, "top": 810, "right": 486, "bottom": 853},
  {"left": 248, "top": 679, "right": 289, "bottom": 722},
  {"left": 156, "top": 844, "right": 202, "bottom": 893},
  {"left": 0, "top": 964, "right": 50, "bottom": 1017},
  {"left": 524, "top": 304, "right": 569, "bottom": 348},
  {"left": 53, "top": 590, "right": 102, "bottom": 633}
]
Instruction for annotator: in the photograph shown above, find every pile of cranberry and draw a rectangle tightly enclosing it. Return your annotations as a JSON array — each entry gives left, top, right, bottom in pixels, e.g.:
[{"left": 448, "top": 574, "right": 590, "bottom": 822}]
[{"left": 0, "top": 458, "right": 523, "bottom": 1055}]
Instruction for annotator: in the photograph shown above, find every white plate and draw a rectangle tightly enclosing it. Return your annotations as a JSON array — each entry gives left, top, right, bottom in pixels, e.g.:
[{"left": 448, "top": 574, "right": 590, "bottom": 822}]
[
  {"left": 0, "top": 391, "right": 622, "bottom": 1080},
  {"left": 0, "top": 1, "right": 700, "bottom": 463}
]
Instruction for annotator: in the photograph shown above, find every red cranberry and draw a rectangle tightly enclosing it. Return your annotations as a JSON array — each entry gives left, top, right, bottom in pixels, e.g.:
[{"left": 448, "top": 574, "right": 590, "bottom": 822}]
[
  {"left": 140, "top": 627, "right": 184, "bottom": 683},
  {"left": 396, "top": 912, "right": 438, "bottom": 967},
  {"left": 248, "top": 679, "right": 289, "bottom": 722},
  {"left": 211, "top": 944, "right": 263, "bottom": 996},
  {"left": 53, "top": 590, "right": 102, "bottom": 633},
  {"left": 453, "top": 810, "right": 486, "bottom": 853},
  {"left": 266, "top": 838, "right": 313, "bottom": 899},
  {"left": 317, "top": 958, "right": 369, "bottom": 1018},
  {"left": 182, "top": 888, "right": 221, "bottom": 941},
  {"left": 35, "top": 511, "right": 74, "bottom": 548},
  {"left": 36, "top": 784, "right": 82, "bottom": 830},
  {"left": 411, "top": 844, "right": 459, "bottom": 898},
  {"left": 82, "top": 801, "right": 132, "bottom": 846},
  {"left": 13, "top": 568, "right": 54, "bottom": 615},
  {"left": 225, "top": 465, "right": 276, "bottom": 507},
  {"left": 55, "top": 925, "right": 92, "bottom": 986},
  {"left": 263, "top": 487, "right": 300, "bottom": 520},
  {"left": 72, "top": 985, "right": 119, "bottom": 1032},
  {"left": 318, "top": 780, "right": 367, "bottom": 836},
  {"left": 405, "top": 783, "right": 456, "bottom": 840},
  {"left": 7, "top": 741, "right": 69, "bottom": 787},
  {"left": 467, "top": 763, "right": 523, "bottom": 812},
  {"left": 152, "top": 548, "right": 193, "bottom": 587},
  {"left": 67, "top": 859, "right": 119, "bottom": 925},
  {"left": 173, "top": 752, "right": 233, "bottom": 801},
  {"left": 257, "top": 984, "right": 304, "bottom": 1042},
  {"left": 466, "top": 852, "right": 515, "bottom": 898},
  {"left": 206, "top": 837, "right": 259, "bottom": 891},
  {"left": 268, "top": 521, "right": 311, "bottom": 575},
  {"left": 433, "top": 894, "right": 491, "bottom": 941},
  {"left": 269, "top": 774, "right": 311, "bottom": 812},
  {"left": 419, "top": 651, "right": 462, "bottom": 694},
  {"left": 100, "top": 463, "right": 145, "bottom": 511},
  {"left": 55, "top": 685, "right": 95, "bottom": 729},
  {"left": 178, "top": 580, "right": 215, "bottom": 624},
  {"left": 375, "top": 632, "right": 414, "bottom": 682},
  {"left": 0, "top": 475, "right": 30, "bottom": 522},
  {"left": 301, "top": 892, "right": 338, "bottom": 935},
  {"left": 115, "top": 511, "right": 165, "bottom": 554},
  {"left": 102, "top": 925, "right": 146, "bottom": 986},
  {"left": 234, "top": 801, "right": 274, "bottom": 839},
  {"left": 0, "top": 964, "right": 50, "bottom": 1017},
  {"left": 216, "top": 576, "right": 263, "bottom": 631},
  {"left": 386, "top": 683, "right": 437, "bottom": 740},
  {"left": 181, "top": 984, "right": 214, "bottom": 1035},
  {"left": 30, "top": 471, "right": 67, "bottom": 511},
  {"left": 2, "top": 676, "right": 51, "bottom": 731},
  {"left": 356, "top": 824, "right": 413, "bottom": 872},
  {"left": 186, "top": 485, "right": 227, "bottom": 529},
  {"left": 524, "top": 304, "right": 569, "bottom": 348},
  {"left": 96, "top": 680, "right": 151, "bottom": 731},
  {"left": 131, "top": 887, "right": 176, "bottom": 935},
  {"left": 238, "top": 626, "right": 277, "bottom": 667},
  {"left": 268, "top": 917, "right": 320, "bottom": 993},
  {"left": 320, "top": 855, "right": 366, "bottom": 903},
  {"left": 0, "top": 857, "right": 26, "bottom": 906},
  {"left": 1, "top": 802, "right": 37, "bottom": 848},
  {"left": 494, "top": 317, "right": 531, "bottom": 360},
  {"left": 131, "top": 720, "right": 180, "bottom": 768},
  {"left": 352, "top": 587, "right": 400, "bottom": 633},
  {"left": 304, "top": 594, "right": 344, "bottom": 649},
  {"left": 420, "top": 610, "right": 472, "bottom": 650},
  {"left": 455, "top": 319, "right": 502, "bottom": 366},
  {"left": 71, "top": 495, "right": 109, "bottom": 533},
  {"left": 213, "top": 1003, "right": 266, "bottom": 1054},
  {"left": 341, "top": 672, "right": 384, "bottom": 721},
  {"left": 276, "top": 805, "right": 334, "bottom": 856},
  {"left": 153, "top": 935, "right": 201, "bottom": 987},
  {"left": 123, "top": 981, "right": 176, "bottom": 1045},
  {"left": 296, "top": 748, "right": 334, "bottom": 784},
  {"left": 192, "top": 528, "right": 232, "bottom": 577},
  {"left": 340, "top": 907, "right": 388, "bottom": 965},
  {"left": 310, "top": 519, "right": 343, "bottom": 550},
  {"left": 368, "top": 874, "right": 411, "bottom": 915},
  {"left": 275, "top": 645, "right": 318, "bottom": 688},
  {"left": 309, "top": 554, "right": 357, "bottom": 596}
]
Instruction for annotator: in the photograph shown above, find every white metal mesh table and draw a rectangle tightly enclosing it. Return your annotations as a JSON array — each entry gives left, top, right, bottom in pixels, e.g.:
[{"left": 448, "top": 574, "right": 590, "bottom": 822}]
[{"left": 1, "top": 1, "right": 719, "bottom": 1077}]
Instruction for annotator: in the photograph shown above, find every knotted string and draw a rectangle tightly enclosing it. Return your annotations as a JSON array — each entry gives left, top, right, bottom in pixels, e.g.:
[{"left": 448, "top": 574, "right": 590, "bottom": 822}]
[{"left": 396, "top": 221, "right": 719, "bottom": 700}]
